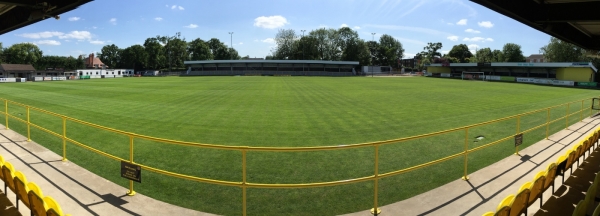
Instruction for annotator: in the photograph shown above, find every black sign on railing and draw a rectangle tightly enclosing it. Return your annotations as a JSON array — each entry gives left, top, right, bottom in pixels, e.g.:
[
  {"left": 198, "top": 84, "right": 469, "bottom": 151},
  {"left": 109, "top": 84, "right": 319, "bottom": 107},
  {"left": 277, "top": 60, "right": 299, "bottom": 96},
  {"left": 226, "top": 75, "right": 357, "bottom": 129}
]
[
  {"left": 515, "top": 133, "right": 523, "bottom": 147},
  {"left": 121, "top": 161, "right": 142, "bottom": 183}
]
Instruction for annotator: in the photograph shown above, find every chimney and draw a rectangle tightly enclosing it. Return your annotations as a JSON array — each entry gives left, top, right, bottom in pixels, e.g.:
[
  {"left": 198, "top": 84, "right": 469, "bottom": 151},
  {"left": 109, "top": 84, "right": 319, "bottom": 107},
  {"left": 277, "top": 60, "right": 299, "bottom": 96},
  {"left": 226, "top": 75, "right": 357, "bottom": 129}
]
[{"left": 88, "top": 53, "right": 93, "bottom": 67}]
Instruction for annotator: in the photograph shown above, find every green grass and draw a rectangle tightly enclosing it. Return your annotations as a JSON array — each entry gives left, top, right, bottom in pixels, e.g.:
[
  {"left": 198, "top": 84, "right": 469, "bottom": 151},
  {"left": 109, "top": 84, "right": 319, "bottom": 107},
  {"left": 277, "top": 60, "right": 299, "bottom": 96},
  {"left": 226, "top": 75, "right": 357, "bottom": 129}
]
[{"left": 0, "top": 76, "right": 598, "bottom": 215}]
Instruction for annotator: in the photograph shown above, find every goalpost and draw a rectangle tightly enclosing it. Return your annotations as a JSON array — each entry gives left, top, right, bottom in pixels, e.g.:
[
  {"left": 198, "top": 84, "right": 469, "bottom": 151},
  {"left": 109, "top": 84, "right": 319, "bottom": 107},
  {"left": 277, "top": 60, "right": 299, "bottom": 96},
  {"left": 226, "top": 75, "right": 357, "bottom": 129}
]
[{"left": 461, "top": 71, "right": 486, "bottom": 81}]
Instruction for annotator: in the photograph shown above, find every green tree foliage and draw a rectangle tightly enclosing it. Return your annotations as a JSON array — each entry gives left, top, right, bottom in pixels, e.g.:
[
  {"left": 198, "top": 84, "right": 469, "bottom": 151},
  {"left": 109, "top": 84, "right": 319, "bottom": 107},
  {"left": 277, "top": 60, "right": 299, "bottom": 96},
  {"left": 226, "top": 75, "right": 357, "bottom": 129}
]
[
  {"left": 187, "top": 38, "right": 213, "bottom": 60},
  {"left": 421, "top": 42, "right": 442, "bottom": 61},
  {"left": 34, "top": 55, "right": 81, "bottom": 70},
  {"left": 491, "top": 49, "right": 503, "bottom": 62},
  {"left": 501, "top": 43, "right": 524, "bottom": 62},
  {"left": 98, "top": 44, "right": 122, "bottom": 68},
  {"left": 291, "top": 36, "right": 319, "bottom": 60},
  {"left": 144, "top": 37, "right": 165, "bottom": 69},
  {"left": 207, "top": 38, "right": 230, "bottom": 60},
  {"left": 4, "top": 43, "right": 43, "bottom": 65},
  {"left": 273, "top": 29, "right": 297, "bottom": 60},
  {"left": 474, "top": 47, "right": 493, "bottom": 62},
  {"left": 447, "top": 44, "right": 472, "bottom": 63},
  {"left": 540, "top": 37, "right": 587, "bottom": 62},
  {"left": 377, "top": 34, "right": 404, "bottom": 67},
  {"left": 367, "top": 41, "right": 380, "bottom": 65},
  {"left": 227, "top": 47, "right": 240, "bottom": 60},
  {"left": 121, "top": 45, "right": 148, "bottom": 70}
]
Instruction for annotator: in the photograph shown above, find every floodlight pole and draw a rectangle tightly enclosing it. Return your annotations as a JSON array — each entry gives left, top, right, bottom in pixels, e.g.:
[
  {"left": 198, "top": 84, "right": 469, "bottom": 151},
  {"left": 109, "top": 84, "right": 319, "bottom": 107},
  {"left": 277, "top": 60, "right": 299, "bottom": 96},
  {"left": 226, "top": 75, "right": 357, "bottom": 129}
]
[
  {"left": 229, "top": 32, "right": 234, "bottom": 60},
  {"left": 371, "top": 33, "right": 376, "bottom": 77},
  {"left": 301, "top": 30, "right": 306, "bottom": 72}
]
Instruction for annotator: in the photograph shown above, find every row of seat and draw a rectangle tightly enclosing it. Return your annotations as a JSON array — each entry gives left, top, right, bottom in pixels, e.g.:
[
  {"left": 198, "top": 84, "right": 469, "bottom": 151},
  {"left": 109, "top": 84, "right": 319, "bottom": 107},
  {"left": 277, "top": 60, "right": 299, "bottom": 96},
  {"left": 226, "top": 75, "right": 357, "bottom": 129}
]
[
  {"left": 483, "top": 129, "right": 600, "bottom": 216},
  {"left": 0, "top": 154, "right": 70, "bottom": 216},
  {"left": 573, "top": 173, "right": 600, "bottom": 216}
]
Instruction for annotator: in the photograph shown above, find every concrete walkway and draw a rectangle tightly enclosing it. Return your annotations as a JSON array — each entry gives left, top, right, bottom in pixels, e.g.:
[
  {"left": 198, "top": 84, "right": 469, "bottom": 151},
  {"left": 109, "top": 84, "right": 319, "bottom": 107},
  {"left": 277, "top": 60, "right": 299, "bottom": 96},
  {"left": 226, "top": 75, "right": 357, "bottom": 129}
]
[
  {"left": 1, "top": 116, "right": 599, "bottom": 216},
  {"left": 344, "top": 116, "right": 600, "bottom": 216},
  {"left": 0, "top": 124, "right": 215, "bottom": 216}
]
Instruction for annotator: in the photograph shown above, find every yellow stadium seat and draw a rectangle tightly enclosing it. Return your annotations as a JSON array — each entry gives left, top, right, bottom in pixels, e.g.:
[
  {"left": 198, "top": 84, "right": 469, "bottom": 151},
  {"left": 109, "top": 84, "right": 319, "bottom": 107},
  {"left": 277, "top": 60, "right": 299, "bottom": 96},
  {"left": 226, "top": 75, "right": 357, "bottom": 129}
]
[
  {"left": 510, "top": 182, "right": 531, "bottom": 216},
  {"left": 574, "top": 200, "right": 586, "bottom": 216},
  {"left": 13, "top": 171, "right": 30, "bottom": 211},
  {"left": 574, "top": 144, "right": 584, "bottom": 167},
  {"left": 592, "top": 203, "right": 600, "bottom": 216},
  {"left": 565, "top": 150, "right": 578, "bottom": 175},
  {"left": 0, "top": 155, "right": 4, "bottom": 187},
  {"left": 44, "top": 196, "right": 67, "bottom": 216},
  {"left": 482, "top": 212, "right": 495, "bottom": 216},
  {"left": 543, "top": 163, "right": 558, "bottom": 193},
  {"left": 2, "top": 161, "right": 17, "bottom": 199},
  {"left": 27, "top": 182, "right": 47, "bottom": 216},
  {"left": 528, "top": 171, "right": 546, "bottom": 208},
  {"left": 583, "top": 140, "right": 590, "bottom": 159},
  {"left": 495, "top": 195, "right": 514, "bottom": 216}
]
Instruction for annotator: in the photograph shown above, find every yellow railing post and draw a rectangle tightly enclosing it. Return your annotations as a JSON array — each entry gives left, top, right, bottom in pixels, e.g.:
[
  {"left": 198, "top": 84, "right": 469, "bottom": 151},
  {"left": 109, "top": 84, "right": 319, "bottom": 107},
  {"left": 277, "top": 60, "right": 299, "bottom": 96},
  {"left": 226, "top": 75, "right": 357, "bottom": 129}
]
[
  {"left": 462, "top": 128, "right": 469, "bottom": 181},
  {"left": 371, "top": 145, "right": 381, "bottom": 215},
  {"left": 5, "top": 99, "right": 8, "bottom": 130},
  {"left": 26, "top": 106, "right": 31, "bottom": 141},
  {"left": 62, "top": 117, "right": 67, "bottom": 161},
  {"left": 242, "top": 148, "right": 247, "bottom": 216},
  {"left": 546, "top": 108, "right": 550, "bottom": 140},
  {"left": 127, "top": 135, "right": 136, "bottom": 196},
  {"left": 515, "top": 116, "right": 520, "bottom": 155},
  {"left": 566, "top": 103, "right": 570, "bottom": 129},
  {"left": 581, "top": 100, "right": 584, "bottom": 121}
]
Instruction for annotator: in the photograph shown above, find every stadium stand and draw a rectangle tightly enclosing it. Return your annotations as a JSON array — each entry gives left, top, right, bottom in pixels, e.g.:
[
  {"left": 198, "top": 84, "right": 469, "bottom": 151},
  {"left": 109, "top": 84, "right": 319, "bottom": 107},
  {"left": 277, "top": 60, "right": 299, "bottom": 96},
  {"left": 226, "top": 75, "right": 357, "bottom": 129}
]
[
  {"left": 0, "top": 152, "right": 71, "bottom": 216},
  {"left": 483, "top": 128, "right": 600, "bottom": 216}
]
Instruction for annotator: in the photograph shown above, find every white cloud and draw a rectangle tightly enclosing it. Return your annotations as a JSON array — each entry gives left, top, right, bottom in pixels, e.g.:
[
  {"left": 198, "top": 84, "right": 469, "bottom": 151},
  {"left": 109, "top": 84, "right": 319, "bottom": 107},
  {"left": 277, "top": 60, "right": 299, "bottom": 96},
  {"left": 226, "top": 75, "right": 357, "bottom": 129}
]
[
  {"left": 18, "top": 31, "right": 64, "bottom": 39},
  {"left": 68, "top": 17, "right": 80, "bottom": 21},
  {"left": 447, "top": 23, "right": 453, "bottom": 25},
  {"left": 36, "top": 40, "right": 61, "bottom": 45},
  {"left": 239, "top": 42, "right": 243, "bottom": 45},
  {"left": 261, "top": 38, "right": 275, "bottom": 44},
  {"left": 354, "top": 26, "right": 361, "bottom": 30},
  {"left": 441, "top": 50, "right": 450, "bottom": 55},
  {"left": 478, "top": 21, "right": 494, "bottom": 28},
  {"left": 183, "top": 24, "right": 198, "bottom": 28},
  {"left": 155, "top": 17, "right": 163, "bottom": 21},
  {"left": 366, "top": 24, "right": 453, "bottom": 36},
  {"left": 465, "top": 28, "right": 480, "bottom": 33},
  {"left": 485, "top": 38, "right": 494, "bottom": 42},
  {"left": 171, "top": 5, "right": 184, "bottom": 10},
  {"left": 109, "top": 18, "right": 116, "bottom": 25},
  {"left": 89, "top": 40, "right": 105, "bottom": 45},
  {"left": 58, "top": 31, "right": 92, "bottom": 40},
  {"left": 447, "top": 36, "right": 459, "bottom": 41},
  {"left": 395, "top": 37, "right": 426, "bottom": 46},
  {"left": 468, "top": 44, "right": 480, "bottom": 53},
  {"left": 92, "top": 26, "right": 97, "bottom": 29},
  {"left": 254, "top": 15, "right": 289, "bottom": 29},
  {"left": 318, "top": 24, "right": 328, "bottom": 28},
  {"left": 463, "top": 37, "right": 485, "bottom": 42},
  {"left": 340, "top": 23, "right": 349, "bottom": 28},
  {"left": 404, "top": 53, "right": 415, "bottom": 58},
  {"left": 456, "top": 19, "right": 467, "bottom": 25},
  {"left": 165, "top": 4, "right": 168, "bottom": 7}
]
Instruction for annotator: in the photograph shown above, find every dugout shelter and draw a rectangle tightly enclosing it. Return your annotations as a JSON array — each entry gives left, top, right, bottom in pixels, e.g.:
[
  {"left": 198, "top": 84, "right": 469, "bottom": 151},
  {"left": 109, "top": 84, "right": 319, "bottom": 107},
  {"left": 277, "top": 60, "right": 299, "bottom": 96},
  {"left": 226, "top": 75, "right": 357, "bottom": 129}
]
[{"left": 184, "top": 60, "right": 359, "bottom": 76}]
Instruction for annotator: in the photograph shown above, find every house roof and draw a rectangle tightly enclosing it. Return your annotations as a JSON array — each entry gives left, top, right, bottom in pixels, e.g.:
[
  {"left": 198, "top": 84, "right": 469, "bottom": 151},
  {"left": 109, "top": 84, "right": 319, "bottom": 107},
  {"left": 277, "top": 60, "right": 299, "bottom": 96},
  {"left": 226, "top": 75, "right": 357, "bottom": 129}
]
[
  {"left": 84, "top": 56, "right": 106, "bottom": 68},
  {"left": 0, "top": 64, "right": 35, "bottom": 72}
]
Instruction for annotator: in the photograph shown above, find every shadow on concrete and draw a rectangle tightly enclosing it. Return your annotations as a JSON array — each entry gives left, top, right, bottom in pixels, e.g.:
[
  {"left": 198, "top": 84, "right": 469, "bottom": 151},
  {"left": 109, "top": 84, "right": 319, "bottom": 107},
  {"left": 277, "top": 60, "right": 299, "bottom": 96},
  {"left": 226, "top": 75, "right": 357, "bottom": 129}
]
[
  {"left": 0, "top": 191, "right": 21, "bottom": 216},
  {"left": 417, "top": 118, "right": 600, "bottom": 216},
  {"left": 0, "top": 133, "right": 140, "bottom": 216}
]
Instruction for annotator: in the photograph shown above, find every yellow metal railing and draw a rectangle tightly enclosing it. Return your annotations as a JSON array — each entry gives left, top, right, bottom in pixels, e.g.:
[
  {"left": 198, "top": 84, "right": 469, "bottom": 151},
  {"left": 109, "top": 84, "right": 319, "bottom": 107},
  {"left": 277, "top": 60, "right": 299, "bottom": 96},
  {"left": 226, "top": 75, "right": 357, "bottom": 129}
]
[{"left": 1, "top": 97, "right": 599, "bottom": 215}]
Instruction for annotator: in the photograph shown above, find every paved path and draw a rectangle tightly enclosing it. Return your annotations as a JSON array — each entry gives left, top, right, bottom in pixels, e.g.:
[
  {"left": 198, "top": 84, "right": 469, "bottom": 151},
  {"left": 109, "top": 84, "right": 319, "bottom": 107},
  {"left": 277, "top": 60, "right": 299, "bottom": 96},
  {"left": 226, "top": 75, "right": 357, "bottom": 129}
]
[
  {"left": 344, "top": 116, "right": 600, "bottom": 216},
  {"left": 1, "top": 116, "right": 599, "bottom": 216},
  {"left": 0, "top": 124, "right": 215, "bottom": 216}
]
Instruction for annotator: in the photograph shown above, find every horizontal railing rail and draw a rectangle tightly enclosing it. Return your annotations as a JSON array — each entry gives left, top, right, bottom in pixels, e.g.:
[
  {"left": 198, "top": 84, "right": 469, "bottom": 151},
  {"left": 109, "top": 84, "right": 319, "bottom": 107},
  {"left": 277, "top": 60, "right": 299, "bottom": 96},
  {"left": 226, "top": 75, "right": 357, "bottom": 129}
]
[{"left": 1, "top": 96, "right": 597, "bottom": 216}]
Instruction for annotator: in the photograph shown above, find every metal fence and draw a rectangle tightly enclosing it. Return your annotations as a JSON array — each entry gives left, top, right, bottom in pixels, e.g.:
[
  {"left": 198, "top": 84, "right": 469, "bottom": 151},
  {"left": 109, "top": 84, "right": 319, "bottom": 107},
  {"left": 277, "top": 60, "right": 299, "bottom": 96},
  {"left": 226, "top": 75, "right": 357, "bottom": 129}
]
[{"left": 1, "top": 97, "right": 598, "bottom": 215}]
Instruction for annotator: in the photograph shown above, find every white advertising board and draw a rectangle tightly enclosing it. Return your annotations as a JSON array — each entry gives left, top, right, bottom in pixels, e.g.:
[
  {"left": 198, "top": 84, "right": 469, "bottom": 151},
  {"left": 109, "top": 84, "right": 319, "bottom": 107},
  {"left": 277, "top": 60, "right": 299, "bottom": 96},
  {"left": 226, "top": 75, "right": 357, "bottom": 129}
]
[
  {"left": 516, "top": 77, "right": 536, "bottom": 83},
  {"left": 552, "top": 80, "right": 574, "bottom": 86}
]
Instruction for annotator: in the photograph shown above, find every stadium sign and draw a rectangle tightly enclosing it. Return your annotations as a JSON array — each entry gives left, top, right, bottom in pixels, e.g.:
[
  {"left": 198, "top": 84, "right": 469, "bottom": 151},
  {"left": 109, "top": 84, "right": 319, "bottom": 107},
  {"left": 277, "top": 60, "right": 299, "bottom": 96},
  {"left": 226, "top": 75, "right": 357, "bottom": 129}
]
[
  {"left": 577, "top": 82, "right": 597, "bottom": 87},
  {"left": 517, "top": 63, "right": 535, "bottom": 66},
  {"left": 552, "top": 80, "right": 574, "bottom": 86},
  {"left": 514, "top": 134, "right": 523, "bottom": 147},
  {"left": 516, "top": 77, "right": 536, "bottom": 83},
  {"left": 572, "top": 62, "right": 589, "bottom": 66},
  {"left": 121, "top": 161, "right": 142, "bottom": 183}
]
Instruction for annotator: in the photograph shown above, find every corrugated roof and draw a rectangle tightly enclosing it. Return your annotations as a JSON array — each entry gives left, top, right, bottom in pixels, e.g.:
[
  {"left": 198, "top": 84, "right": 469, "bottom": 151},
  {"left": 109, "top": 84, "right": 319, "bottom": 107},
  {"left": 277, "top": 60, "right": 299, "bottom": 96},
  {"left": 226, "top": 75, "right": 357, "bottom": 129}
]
[{"left": 0, "top": 64, "right": 35, "bottom": 71}]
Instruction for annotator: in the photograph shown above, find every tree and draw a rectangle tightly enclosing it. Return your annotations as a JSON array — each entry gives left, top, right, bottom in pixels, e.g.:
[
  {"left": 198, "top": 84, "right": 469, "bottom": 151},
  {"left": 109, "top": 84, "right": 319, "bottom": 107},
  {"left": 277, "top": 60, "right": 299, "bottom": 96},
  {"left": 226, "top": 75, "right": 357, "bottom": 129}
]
[
  {"left": 291, "top": 36, "right": 319, "bottom": 60},
  {"left": 121, "top": 45, "right": 148, "bottom": 70},
  {"left": 99, "top": 44, "right": 122, "bottom": 68},
  {"left": 501, "top": 43, "right": 524, "bottom": 62},
  {"left": 422, "top": 42, "right": 443, "bottom": 61},
  {"left": 475, "top": 48, "right": 493, "bottom": 62},
  {"left": 377, "top": 34, "right": 404, "bottom": 67},
  {"left": 227, "top": 47, "right": 240, "bottom": 60},
  {"left": 491, "top": 49, "right": 503, "bottom": 62},
  {"left": 540, "top": 37, "right": 587, "bottom": 62},
  {"left": 144, "top": 37, "right": 165, "bottom": 70},
  {"left": 447, "top": 44, "right": 472, "bottom": 63},
  {"left": 188, "top": 38, "right": 213, "bottom": 60},
  {"left": 367, "top": 41, "right": 380, "bottom": 65},
  {"left": 76, "top": 55, "right": 85, "bottom": 69},
  {"left": 273, "top": 29, "right": 297, "bottom": 60},
  {"left": 342, "top": 38, "right": 371, "bottom": 66},
  {"left": 207, "top": 38, "right": 230, "bottom": 60},
  {"left": 4, "top": 43, "right": 43, "bottom": 65}
]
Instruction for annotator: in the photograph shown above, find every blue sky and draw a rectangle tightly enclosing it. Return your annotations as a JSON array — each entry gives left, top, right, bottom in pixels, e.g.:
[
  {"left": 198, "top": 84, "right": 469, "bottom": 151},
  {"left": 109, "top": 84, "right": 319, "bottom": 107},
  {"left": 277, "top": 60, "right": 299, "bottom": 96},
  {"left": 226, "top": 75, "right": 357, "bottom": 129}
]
[{"left": 0, "top": 0, "right": 552, "bottom": 59}]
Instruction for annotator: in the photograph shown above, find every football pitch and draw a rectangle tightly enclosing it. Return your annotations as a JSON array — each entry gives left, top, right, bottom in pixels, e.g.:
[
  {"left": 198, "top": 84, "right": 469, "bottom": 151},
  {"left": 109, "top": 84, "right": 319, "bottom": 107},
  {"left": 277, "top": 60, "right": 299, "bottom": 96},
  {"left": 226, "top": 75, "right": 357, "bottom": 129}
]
[{"left": 0, "top": 76, "right": 598, "bottom": 215}]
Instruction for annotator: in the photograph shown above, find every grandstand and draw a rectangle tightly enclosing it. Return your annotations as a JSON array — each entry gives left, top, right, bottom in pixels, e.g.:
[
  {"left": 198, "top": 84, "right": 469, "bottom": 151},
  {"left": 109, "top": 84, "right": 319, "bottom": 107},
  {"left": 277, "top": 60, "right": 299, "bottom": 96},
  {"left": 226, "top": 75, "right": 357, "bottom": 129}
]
[{"left": 183, "top": 60, "right": 359, "bottom": 76}]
